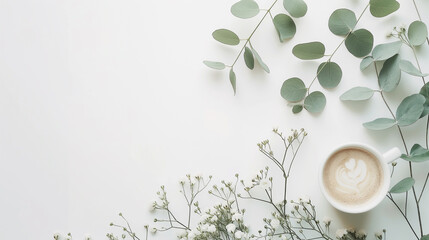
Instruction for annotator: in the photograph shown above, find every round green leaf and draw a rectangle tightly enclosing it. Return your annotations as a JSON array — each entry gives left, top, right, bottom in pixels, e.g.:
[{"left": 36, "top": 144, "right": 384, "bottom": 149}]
[
  {"left": 292, "top": 105, "right": 303, "bottom": 114},
  {"left": 280, "top": 77, "right": 307, "bottom": 102},
  {"left": 229, "top": 68, "right": 237, "bottom": 95},
  {"left": 203, "top": 61, "right": 225, "bottom": 70},
  {"left": 369, "top": 0, "right": 400, "bottom": 18},
  {"left": 390, "top": 177, "right": 415, "bottom": 193},
  {"left": 340, "top": 87, "right": 375, "bottom": 101},
  {"left": 251, "top": 46, "right": 270, "bottom": 73},
  {"left": 212, "top": 29, "right": 240, "bottom": 46},
  {"left": 402, "top": 144, "right": 429, "bottom": 162},
  {"left": 304, "top": 91, "right": 326, "bottom": 113},
  {"left": 420, "top": 83, "right": 429, "bottom": 117},
  {"left": 396, "top": 94, "right": 426, "bottom": 126},
  {"left": 273, "top": 14, "right": 296, "bottom": 42},
  {"left": 399, "top": 60, "right": 429, "bottom": 77},
  {"left": 363, "top": 118, "right": 397, "bottom": 130},
  {"left": 372, "top": 41, "right": 402, "bottom": 61},
  {"left": 328, "top": 9, "right": 357, "bottom": 36},
  {"left": 345, "top": 29, "right": 374, "bottom": 58},
  {"left": 243, "top": 47, "right": 254, "bottom": 70},
  {"left": 231, "top": 0, "right": 260, "bottom": 19},
  {"left": 317, "top": 62, "right": 342, "bottom": 88},
  {"left": 292, "top": 42, "right": 325, "bottom": 60},
  {"left": 360, "top": 56, "right": 374, "bottom": 70},
  {"left": 408, "top": 21, "right": 428, "bottom": 46},
  {"left": 283, "top": 0, "right": 307, "bottom": 18},
  {"left": 379, "top": 54, "right": 401, "bottom": 92}
]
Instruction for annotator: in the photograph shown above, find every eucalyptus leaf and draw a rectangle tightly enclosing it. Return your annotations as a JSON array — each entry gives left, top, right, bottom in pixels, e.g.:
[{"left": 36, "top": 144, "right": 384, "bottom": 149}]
[
  {"left": 203, "top": 61, "right": 226, "bottom": 70},
  {"left": 304, "top": 91, "right": 326, "bottom": 113},
  {"left": 244, "top": 47, "right": 255, "bottom": 70},
  {"left": 369, "top": 0, "right": 400, "bottom": 18},
  {"left": 273, "top": 14, "right": 296, "bottom": 42},
  {"left": 372, "top": 41, "right": 402, "bottom": 61},
  {"left": 212, "top": 29, "right": 240, "bottom": 46},
  {"left": 328, "top": 9, "right": 357, "bottom": 36},
  {"left": 401, "top": 144, "right": 429, "bottom": 162},
  {"left": 408, "top": 21, "right": 428, "bottom": 46},
  {"left": 399, "top": 60, "right": 429, "bottom": 77},
  {"left": 292, "top": 42, "right": 325, "bottom": 60},
  {"left": 420, "top": 83, "right": 429, "bottom": 117},
  {"left": 340, "top": 87, "right": 375, "bottom": 101},
  {"left": 421, "top": 235, "right": 429, "bottom": 240},
  {"left": 292, "top": 105, "right": 303, "bottom": 114},
  {"left": 231, "top": 0, "right": 260, "bottom": 19},
  {"left": 396, "top": 94, "right": 425, "bottom": 127},
  {"left": 379, "top": 54, "right": 401, "bottom": 92},
  {"left": 360, "top": 56, "right": 374, "bottom": 70},
  {"left": 317, "top": 62, "right": 342, "bottom": 88},
  {"left": 251, "top": 46, "right": 270, "bottom": 73},
  {"left": 390, "top": 177, "right": 415, "bottom": 193},
  {"left": 345, "top": 29, "right": 374, "bottom": 58},
  {"left": 280, "top": 77, "right": 307, "bottom": 102},
  {"left": 283, "top": 0, "right": 307, "bottom": 18},
  {"left": 363, "top": 118, "right": 396, "bottom": 130},
  {"left": 229, "top": 68, "right": 237, "bottom": 95}
]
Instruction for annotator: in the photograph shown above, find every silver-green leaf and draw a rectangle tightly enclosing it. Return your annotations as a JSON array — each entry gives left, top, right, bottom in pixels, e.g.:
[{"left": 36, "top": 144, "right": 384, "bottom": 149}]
[
  {"left": 401, "top": 144, "right": 429, "bottom": 162},
  {"left": 229, "top": 68, "right": 237, "bottom": 95},
  {"left": 399, "top": 60, "right": 429, "bottom": 77},
  {"left": 304, "top": 91, "right": 326, "bottom": 113},
  {"left": 420, "top": 83, "right": 429, "bottom": 117},
  {"left": 396, "top": 94, "right": 426, "bottom": 127},
  {"left": 390, "top": 177, "right": 415, "bottom": 193},
  {"left": 280, "top": 77, "right": 307, "bottom": 102},
  {"left": 345, "top": 29, "right": 374, "bottom": 58},
  {"left": 283, "top": 0, "right": 307, "bottom": 18},
  {"left": 360, "top": 56, "right": 374, "bottom": 70},
  {"left": 369, "top": 0, "right": 400, "bottom": 18},
  {"left": 421, "top": 235, "right": 429, "bottom": 240},
  {"left": 212, "top": 29, "right": 240, "bottom": 46},
  {"left": 251, "top": 46, "right": 270, "bottom": 73},
  {"left": 273, "top": 14, "right": 296, "bottom": 42},
  {"left": 340, "top": 87, "right": 375, "bottom": 101},
  {"left": 363, "top": 118, "right": 397, "bottom": 130},
  {"left": 408, "top": 21, "right": 428, "bottom": 46},
  {"left": 328, "top": 9, "right": 357, "bottom": 36},
  {"left": 292, "top": 105, "right": 303, "bottom": 114},
  {"left": 379, "top": 54, "right": 401, "bottom": 92},
  {"left": 317, "top": 62, "right": 342, "bottom": 89},
  {"left": 203, "top": 61, "right": 226, "bottom": 70},
  {"left": 292, "top": 42, "right": 325, "bottom": 60},
  {"left": 231, "top": 0, "right": 260, "bottom": 19},
  {"left": 372, "top": 41, "right": 402, "bottom": 61},
  {"left": 243, "top": 47, "right": 254, "bottom": 70}
]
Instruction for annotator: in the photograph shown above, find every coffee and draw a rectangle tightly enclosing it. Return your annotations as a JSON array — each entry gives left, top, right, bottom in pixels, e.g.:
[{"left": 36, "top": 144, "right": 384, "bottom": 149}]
[{"left": 322, "top": 147, "right": 384, "bottom": 207}]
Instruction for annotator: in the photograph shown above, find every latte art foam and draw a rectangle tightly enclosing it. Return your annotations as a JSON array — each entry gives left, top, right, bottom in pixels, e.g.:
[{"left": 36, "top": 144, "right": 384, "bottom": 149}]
[{"left": 323, "top": 148, "right": 384, "bottom": 206}]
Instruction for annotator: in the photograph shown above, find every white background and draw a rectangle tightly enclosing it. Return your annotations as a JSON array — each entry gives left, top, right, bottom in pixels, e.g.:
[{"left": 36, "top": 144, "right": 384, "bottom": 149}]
[{"left": 0, "top": 0, "right": 428, "bottom": 239}]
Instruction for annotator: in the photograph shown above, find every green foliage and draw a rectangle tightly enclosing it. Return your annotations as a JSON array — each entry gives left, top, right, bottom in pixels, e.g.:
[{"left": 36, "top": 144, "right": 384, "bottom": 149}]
[
  {"left": 244, "top": 47, "right": 255, "bottom": 70},
  {"left": 369, "top": 0, "right": 400, "bottom": 18},
  {"left": 360, "top": 56, "right": 374, "bottom": 70},
  {"left": 281, "top": 77, "right": 307, "bottom": 102},
  {"left": 408, "top": 21, "right": 428, "bottom": 46},
  {"left": 328, "top": 9, "right": 356, "bottom": 36},
  {"left": 390, "top": 177, "right": 415, "bottom": 193},
  {"left": 317, "top": 62, "right": 342, "bottom": 88},
  {"left": 379, "top": 54, "right": 401, "bottom": 92},
  {"left": 251, "top": 46, "right": 270, "bottom": 73},
  {"left": 372, "top": 41, "right": 402, "bottom": 61},
  {"left": 283, "top": 0, "right": 307, "bottom": 18},
  {"left": 292, "top": 42, "right": 325, "bottom": 60},
  {"left": 273, "top": 14, "right": 296, "bottom": 42},
  {"left": 396, "top": 94, "right": 426, "bottom": 127},
  {"left": 420, "top": 83, "right": 429, "bottom": 117},
  {"left": 212, "top": 29, "right": 240, "bottom": 45},
  {"left": 292, "top": 104, "right": 303, "bottom": 113},
  {"left": 304, "top": 91, "right": 326, "bottom": 113},
  {"left": 363, "top": 118, "right": 396, "bottom": 130},
  {"left": 421, "top": 235, "right": 429, "bottom": 240},
  {"left": 229, "top": 68, "right": 237, "bottom": 95},
  {"left": 203, "top": 61, "right": 226, "bottom": 70},
  {"left": 401, "top": 144, "right": 429, "bottom": 162},
  {"left": 399, "top": 60, "right": 429, "bottom": 77},
  {"left": 231, "top": 0, "right": 260, "bottom": 19},
  {"left": 340, "top": 87, "right": 375, "bottom": 101},
  {"left": 345, "top": 29, "right": 374, "bottom": 58}
]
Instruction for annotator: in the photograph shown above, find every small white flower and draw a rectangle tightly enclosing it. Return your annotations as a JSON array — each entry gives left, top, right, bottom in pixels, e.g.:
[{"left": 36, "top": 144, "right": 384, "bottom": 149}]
[
  {"left": 179, "top": 177, "right": 187, "bottom": 185},
  {"left": 356, "top": 229, "right": 367, "bottom": 238},
  {"left": 150, "top": 227, "right": 158, "bottom": 234},
  {"left": 299, "top": 195, "right": 310, "bottom": 203},
  {"left": 375, "top": 231, "right": 383, "bottom": 239},
  {"left": 230, "top": 208, "right": 237, "bottom": 214},
  {"left": 177, "top": 230, "right": 188, "bottom": 238},
  {"left": 271, "top": 218, "right": 280, "bottom": 229},
  {"left": 323, "top": 216, "right": 332, "bottom": 226},
  {"left": 335, "top": 229, "right": 347, "bottom": 238},
  {"left": 187, "top": 230, "right": 196, "bottom": 240},
  {"left": 84, "top": 234, "right": 92, "bottom": 240},
  {"left": 226, "top": 223, "right": 236, "bottom": 233},
  {"left": 200, "top": 224, "right": 209, "bottom": 232},
  {"left": 53, "top": 233, "right": 61, "bottom": 240},
  {"left": 235, "top": 230, "right": 245, "bottom": 239},
  {"left": 211, "top": 215, "right": 218, "bottom": 222},
  {"left": 200, "top": 214, "right": 210, "bottom": 221},
  {"left": 232, "top": 213, "right": 243, "bottom": 222},
  {"left": 260, "top": 179, "right": 270, "bottom": 189},
  {"left": 207, "top": 224, "right": 216, "bottom": 233}
]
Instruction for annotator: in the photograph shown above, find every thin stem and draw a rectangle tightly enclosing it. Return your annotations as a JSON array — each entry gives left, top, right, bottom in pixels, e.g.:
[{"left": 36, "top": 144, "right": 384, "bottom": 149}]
[
  {"left": 419, "top": 172, "right": 429, "bottom": 202},
  {"left": 386, "top": 194, "right": 419, "bottom": 239}
]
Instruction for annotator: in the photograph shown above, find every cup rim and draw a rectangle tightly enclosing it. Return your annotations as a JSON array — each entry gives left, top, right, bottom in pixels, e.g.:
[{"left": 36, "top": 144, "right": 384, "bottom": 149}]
[{"left": 319, "top": 142, "right": 391, "bottom": 214}]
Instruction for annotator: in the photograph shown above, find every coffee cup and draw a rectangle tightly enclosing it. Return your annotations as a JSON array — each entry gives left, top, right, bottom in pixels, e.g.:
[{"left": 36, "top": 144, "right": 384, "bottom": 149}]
[{"left": 319, "top": 143, "right": 401, "bottom": 214}]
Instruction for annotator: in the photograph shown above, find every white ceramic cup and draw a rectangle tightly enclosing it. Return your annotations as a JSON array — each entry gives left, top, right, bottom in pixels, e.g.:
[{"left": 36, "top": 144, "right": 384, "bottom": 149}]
[{"left": 319, "top": 143, "right": 402, "bottom": 214}]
